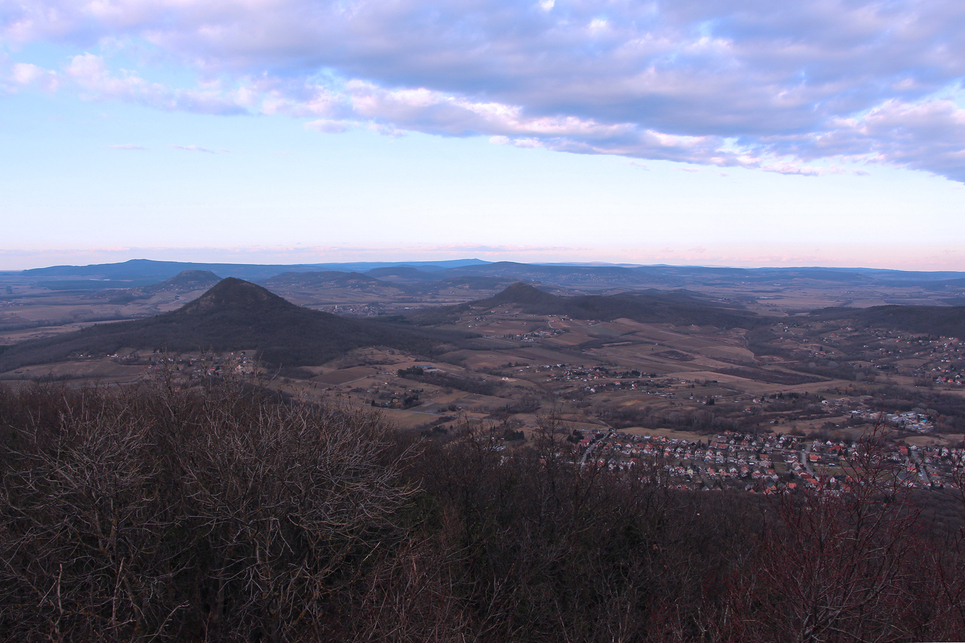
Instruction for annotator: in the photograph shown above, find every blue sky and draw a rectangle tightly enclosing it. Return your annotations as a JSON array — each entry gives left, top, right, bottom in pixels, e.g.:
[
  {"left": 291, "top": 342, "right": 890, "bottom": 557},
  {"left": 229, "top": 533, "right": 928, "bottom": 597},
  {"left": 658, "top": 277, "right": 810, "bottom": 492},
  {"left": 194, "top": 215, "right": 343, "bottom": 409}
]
[{"left": 2, "top": 0, "right": 965, "bottom": 271}]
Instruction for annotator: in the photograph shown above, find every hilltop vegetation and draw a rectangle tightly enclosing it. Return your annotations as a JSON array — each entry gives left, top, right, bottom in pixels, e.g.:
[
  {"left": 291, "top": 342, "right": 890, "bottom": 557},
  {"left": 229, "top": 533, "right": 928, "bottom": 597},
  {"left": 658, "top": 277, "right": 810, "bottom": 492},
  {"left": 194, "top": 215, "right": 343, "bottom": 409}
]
[{"left": 1, "top": 381, "right": 962, "bottom": 642}]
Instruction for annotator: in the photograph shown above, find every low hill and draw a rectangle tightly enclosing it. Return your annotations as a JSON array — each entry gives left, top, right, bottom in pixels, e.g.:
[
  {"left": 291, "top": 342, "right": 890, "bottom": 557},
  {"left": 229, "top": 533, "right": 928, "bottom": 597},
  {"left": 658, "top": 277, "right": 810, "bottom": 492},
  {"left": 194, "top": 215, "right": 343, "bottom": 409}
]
[
  {"left": 0, "top": 279, "right": 466, "bottom": 371},
  {"left": 141, "top": 270, "right": 221, "bottom": 294},
  {"left": 364, "top": 266, "right": 440, "bottom": 282},
  {"left": 810, "top": 305, "right": 965, "bottom": 338},
  {"left": 99, "top": 270, "right": 222, "bottom": 303},
  {"left": 480, "top": 282, "right": 560, "bottom": 308},
  {"left": 410, "top": 282, "right": 768, "bottom": 328},
  {"left": 406, "top": 276, "right": 519, "bottom": 294},
  {"left": 262, "top": 271, "right": 407, "bottom": 293}
]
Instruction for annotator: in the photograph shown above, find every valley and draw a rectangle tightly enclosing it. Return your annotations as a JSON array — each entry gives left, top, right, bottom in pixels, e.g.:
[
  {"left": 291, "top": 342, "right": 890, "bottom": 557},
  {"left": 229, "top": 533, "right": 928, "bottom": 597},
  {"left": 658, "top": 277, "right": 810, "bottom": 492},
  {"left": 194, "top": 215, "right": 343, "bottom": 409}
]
[{"left": 3, "top": 259, "right": 965, "bottom": 496}]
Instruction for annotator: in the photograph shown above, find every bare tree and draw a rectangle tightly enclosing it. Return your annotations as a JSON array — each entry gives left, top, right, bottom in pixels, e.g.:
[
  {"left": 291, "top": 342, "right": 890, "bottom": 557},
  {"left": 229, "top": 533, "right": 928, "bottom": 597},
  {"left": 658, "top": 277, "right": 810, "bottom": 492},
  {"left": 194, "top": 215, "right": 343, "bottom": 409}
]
[
  {"left": 0, "top": 381, "right": 417, "bottom": 642},
  {"left": 714, "top": 423, "right": 952, "bottom": 643}
]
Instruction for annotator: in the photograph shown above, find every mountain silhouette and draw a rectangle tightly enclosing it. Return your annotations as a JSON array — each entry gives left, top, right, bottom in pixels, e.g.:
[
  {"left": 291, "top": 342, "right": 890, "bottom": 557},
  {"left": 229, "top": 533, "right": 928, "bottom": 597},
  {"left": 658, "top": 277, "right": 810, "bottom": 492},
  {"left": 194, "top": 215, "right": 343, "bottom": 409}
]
[
  {"left": 481, "top": 282, "right": 560, "bottom": 307},
  {"left": 175, "top": 277, "right": 295, "bottom": 315},
  {"left": 0, "top": 278, "right": 463, "bottom": 371}
]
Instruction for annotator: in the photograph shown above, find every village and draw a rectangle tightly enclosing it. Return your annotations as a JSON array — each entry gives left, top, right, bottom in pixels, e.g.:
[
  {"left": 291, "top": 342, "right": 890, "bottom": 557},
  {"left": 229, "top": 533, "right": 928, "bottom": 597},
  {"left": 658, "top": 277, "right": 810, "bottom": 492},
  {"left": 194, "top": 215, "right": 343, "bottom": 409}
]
[{"left": 570, "top": 428, "right": 964, "bottom": 493}]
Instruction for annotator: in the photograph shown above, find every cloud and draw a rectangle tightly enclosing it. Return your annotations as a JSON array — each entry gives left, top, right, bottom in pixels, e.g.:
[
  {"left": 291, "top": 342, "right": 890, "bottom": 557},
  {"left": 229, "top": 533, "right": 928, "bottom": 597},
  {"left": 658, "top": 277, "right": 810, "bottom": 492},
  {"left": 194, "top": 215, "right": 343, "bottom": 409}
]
[
  {"left": 63, "top": 52, "right": 249, "bottom": 114},
  {"left": 304, "top": 119, "right": 349, "bottom": 133},
  {"left": 107, "top": 144, "right": 145, "bottom": 150},
  {"left": 1, "top": 57, "right": 59, "bottom": 94},
  {"left": 9, "top": 62, "right": 59, "bottom": 91},
  {"left": 171, "top": 144, "right": 218, "bottom": 153},
  {"left": 3, "top": 1, "right": 965, "bottom": 179}
]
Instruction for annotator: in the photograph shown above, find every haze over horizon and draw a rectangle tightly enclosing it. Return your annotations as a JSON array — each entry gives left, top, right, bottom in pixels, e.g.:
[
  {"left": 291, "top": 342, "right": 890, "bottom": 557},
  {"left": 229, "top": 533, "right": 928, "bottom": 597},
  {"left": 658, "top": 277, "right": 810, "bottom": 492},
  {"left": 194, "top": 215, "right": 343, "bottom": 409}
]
[{"left": 3, "top": 1, "right": 965, "bottom": 271}]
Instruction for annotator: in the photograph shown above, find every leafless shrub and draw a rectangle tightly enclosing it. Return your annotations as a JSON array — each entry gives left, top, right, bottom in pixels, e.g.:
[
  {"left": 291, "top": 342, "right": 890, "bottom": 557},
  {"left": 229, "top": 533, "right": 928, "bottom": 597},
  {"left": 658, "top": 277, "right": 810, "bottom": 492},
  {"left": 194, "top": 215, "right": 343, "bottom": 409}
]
[
  {"left": 349, "top": 533, "right": 475, "bottom": 643},
  {"left": 1, "top": 385, "right": 962, "bottom": 642},
  {"left": 0, "top": 381, "right": 416, "bottom": 642},
  {"left": 709, "top": 423, "right": 964, "bottom": 643}
]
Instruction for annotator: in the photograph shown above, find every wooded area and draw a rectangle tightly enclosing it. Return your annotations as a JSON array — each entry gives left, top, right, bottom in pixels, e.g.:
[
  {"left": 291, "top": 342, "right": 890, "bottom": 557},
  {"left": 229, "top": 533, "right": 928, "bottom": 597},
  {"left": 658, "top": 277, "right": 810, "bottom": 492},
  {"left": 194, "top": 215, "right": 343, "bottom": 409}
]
[{"left": 1, "top": 381, "right": 963, "bottom": 642}]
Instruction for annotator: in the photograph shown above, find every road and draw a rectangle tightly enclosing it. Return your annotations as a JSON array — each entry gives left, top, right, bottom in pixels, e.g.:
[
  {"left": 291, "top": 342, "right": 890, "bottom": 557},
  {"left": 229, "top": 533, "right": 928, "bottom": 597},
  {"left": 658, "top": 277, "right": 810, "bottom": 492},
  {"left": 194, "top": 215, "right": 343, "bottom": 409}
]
[{"left": 579, "top": 422, "right": 615, "bottom": 467}]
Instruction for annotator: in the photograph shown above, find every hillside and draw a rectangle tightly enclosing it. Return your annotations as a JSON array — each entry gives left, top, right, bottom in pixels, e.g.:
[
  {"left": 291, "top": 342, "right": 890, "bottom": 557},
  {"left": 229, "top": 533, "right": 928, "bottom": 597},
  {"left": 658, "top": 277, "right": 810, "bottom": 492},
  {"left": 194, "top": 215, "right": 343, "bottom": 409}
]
[
  {"left": 403, "top": 275, "right": 519, "bottom": 295},
  {"left": 410, "top": 282, "right": 768, "bottom": 328},
  {"left": 140, "top": 269, "right": 222, "bottom": 294},
  {"left": 364, "top": 266, "right": 442, "bottom": 282},
  {"left": 810, "top": 304, "right": 965, "bottom": 338},
  {"left": 0, "top": 278, "right": 465, "bottom": 371},
  {"left": 481, "top": 282, "right": 561, "bottom": 308},
  {"left": 262, "top": 271, "right": 408, "bottom": 293},
  {"left": 98, "top": 270, "right": 222, "bottom": 303}
]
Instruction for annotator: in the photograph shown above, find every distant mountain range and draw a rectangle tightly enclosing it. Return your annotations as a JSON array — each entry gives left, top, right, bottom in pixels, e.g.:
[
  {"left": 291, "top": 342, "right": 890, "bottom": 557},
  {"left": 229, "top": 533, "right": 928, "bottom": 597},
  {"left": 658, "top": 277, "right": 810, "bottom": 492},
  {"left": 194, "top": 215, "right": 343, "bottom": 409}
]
[
  {"left": 0, "top": 279, "right": 468, "bottom": 372},
  {"left": 10, "top": 258, "right": 965, "bottom": 294},
  {"left": 17, "top": 258, "right": 491, "bottom": 289}
]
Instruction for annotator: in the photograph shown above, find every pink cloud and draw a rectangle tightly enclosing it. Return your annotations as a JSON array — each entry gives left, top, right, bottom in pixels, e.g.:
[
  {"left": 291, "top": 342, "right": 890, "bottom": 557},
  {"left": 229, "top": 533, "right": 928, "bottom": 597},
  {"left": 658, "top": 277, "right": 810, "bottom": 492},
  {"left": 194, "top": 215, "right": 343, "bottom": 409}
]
[{"left": 3, "top": 1, "right": 965, "bottom": 180}]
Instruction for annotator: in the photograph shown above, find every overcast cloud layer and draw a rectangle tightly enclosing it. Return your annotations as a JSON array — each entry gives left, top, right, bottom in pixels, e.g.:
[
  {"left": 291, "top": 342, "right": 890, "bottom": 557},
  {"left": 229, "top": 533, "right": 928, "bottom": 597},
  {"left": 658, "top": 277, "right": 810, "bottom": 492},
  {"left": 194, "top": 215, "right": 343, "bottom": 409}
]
[{"left": 3, "top": 0, "right": 965, "bottom": 180}]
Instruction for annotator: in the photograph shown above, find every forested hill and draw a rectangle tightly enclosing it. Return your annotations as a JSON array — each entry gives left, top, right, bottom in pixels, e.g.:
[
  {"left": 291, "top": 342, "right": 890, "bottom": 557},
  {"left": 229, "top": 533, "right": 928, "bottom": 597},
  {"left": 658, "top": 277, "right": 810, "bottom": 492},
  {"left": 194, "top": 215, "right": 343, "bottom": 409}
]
[
  {"left": 262, "top": 271, "right": 404, "bottom": 292},
  {"left": 810, "top": 304, "right": 965, "bottom": 338},
  {"left": 0, "top": 278, "right": 464, "bottom": 371},
  {"left": 410, "top": 282, "right": 768, "bottom": 329}
]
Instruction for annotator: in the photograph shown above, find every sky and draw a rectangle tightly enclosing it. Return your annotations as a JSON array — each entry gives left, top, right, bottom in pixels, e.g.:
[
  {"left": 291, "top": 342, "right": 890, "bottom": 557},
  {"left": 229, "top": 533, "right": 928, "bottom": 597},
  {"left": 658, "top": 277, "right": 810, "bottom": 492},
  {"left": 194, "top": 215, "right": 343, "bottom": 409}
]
[{"left": 2, "top": 0, "right": 965, "bottom": 271}]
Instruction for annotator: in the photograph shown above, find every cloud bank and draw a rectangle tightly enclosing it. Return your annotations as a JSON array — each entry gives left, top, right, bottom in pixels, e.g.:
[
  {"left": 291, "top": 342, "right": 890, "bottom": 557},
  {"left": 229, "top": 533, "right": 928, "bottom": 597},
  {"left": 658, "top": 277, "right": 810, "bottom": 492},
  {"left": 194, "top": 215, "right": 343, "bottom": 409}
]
[{"left": 3, "top": 0, "right": 965, "bottom": 179}]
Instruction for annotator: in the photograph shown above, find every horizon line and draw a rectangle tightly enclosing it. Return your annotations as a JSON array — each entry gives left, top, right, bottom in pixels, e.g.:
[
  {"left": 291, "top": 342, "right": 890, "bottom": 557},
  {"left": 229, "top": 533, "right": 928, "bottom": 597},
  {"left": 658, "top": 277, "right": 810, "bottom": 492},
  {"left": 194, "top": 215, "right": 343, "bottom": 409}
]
[{"left": 3, "top": 256, "right": 965, "bottom": 275}]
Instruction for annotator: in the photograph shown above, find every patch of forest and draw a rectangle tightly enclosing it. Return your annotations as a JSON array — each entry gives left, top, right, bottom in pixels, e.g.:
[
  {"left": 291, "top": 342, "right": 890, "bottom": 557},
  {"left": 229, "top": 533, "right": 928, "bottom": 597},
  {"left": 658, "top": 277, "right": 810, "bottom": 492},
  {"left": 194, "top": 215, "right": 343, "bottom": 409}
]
[
  {"left": 717, "top": 366, "right": 827, "bottom": 385},
  {"left": 811, "top": 304, "right": 965, "bottom": 338},
  {"left": 410, "top": 282, "right": 771, "bottom": 329},
  {"left": 2, "top": 381, "right": 962, "bottom": 641},
  {"left": 397, "top": 365, "right": 500, "bottom": 396},
  {"left": 262, "top": 270, "right": 406, "bottom": 292}
]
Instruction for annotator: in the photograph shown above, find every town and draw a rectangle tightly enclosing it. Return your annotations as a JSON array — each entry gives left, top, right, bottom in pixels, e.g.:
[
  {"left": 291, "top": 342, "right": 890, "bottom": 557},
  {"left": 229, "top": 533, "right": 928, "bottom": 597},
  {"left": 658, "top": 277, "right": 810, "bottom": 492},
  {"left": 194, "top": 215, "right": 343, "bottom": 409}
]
[{"left": 568, "top": 428, "right": 963, "bottom": 493}]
